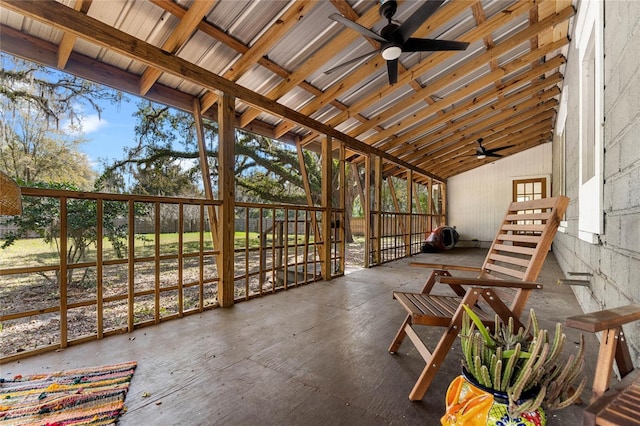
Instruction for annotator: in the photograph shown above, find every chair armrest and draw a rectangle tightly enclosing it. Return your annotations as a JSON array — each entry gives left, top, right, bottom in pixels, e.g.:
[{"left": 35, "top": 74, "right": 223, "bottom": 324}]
[
  {"left": 438, "top": 276, "right": 543, "bottom": 290},
  {"left": 566, "top": 304, "right": 640, "bottom": 333},
  {"left": 409, "top": 262, "right": 483, "bottom": 273}
]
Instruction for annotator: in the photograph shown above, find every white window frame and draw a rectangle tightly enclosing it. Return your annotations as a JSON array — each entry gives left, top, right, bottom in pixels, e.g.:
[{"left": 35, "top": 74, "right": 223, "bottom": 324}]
[
  {"left": 555, "top": 88, "right": 568, "bottom": 233},
  {"left": 575, "top": 0, "right": 604, "bottom": 244}
]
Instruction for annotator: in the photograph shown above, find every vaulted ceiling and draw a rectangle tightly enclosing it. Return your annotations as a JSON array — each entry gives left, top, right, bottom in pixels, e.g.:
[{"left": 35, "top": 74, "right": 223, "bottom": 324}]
[{"left": 0, "top": 0, "right": 574, "bottom": 184}]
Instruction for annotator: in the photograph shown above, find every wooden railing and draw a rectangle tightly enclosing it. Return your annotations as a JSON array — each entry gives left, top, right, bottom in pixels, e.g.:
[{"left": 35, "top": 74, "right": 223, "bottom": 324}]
[
  {"left": 367, "top": 212, "right": 443, "bottom": 264},
  {"left": 0, "top": 189, "right": 342, "bottom": 362},
  {"left": 232, "top": 203, "right": 344, "bottom": 300}
]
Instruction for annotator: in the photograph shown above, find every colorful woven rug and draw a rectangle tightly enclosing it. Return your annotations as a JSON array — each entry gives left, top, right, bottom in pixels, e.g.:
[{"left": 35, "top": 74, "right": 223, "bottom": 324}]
[{"left": 0, "top": 361, "right": 136, "bottom": 425}]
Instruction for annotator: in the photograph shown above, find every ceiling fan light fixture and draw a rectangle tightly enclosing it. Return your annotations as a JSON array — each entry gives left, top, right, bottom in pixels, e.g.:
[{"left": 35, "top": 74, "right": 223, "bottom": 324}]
[
  {"left": 477, "top": 154, "right": 486, "bottom": 160},
  {"left": 382, "top": 45, "right": 402, "bottom": 60}
]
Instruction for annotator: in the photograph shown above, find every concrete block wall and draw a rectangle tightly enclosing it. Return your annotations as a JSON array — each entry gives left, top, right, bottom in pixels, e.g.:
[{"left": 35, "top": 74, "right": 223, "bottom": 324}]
[{"left": 553, "top": 0, "right": 640, "bottom": 360}]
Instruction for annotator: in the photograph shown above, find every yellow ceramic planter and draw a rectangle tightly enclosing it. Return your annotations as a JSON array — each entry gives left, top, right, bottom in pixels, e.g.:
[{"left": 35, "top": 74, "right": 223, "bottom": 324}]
[{"left": 441, "top": 375, "right": 546, "bottom": 426}]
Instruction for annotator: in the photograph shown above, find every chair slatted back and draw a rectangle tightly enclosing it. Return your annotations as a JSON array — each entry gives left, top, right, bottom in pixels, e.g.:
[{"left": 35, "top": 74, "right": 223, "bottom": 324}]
[{"left": 480, "top": 196, "right": 569, "bottom": 282}]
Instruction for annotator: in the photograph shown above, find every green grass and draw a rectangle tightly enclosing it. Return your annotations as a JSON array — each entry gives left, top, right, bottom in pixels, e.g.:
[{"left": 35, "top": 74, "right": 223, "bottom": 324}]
[{"left": 1, "top": 231, "right": 315, "bottom": 268}]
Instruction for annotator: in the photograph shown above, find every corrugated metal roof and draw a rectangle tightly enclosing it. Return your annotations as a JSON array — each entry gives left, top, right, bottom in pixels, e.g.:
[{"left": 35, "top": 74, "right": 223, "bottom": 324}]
[{"left": 0, "top": 0, "right": 575, "bottom": 182}]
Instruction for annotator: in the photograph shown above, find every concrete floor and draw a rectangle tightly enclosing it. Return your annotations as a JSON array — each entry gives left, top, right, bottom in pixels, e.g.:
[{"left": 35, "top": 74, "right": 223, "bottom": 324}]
[{"left": 1, "top": 248, "right": 600, "bottom": 425}]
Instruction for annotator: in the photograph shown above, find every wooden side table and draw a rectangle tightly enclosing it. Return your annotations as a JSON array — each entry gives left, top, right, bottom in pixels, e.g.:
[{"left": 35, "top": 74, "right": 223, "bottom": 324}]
[{"left": 566, "top": 304, "right": 640, "bottom": 425}]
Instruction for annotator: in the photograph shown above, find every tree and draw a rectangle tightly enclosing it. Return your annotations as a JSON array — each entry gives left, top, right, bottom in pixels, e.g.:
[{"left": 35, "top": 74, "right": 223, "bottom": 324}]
[
  {"left": 0, "top": 54, "right": 122, "bottom": 188},
  {"left": 100, "top": 101, "right": 315, "bottom": 202},
  {"left": 100, "top": 101, "right": 361, "bottom": 242},
  {"left": 1, "top": 181, "right": 130, "bottom": 288}
]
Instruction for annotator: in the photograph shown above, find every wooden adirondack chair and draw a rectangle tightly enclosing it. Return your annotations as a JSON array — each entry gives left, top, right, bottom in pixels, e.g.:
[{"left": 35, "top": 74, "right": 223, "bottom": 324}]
[{"left": 389, "top": 196, "right": 569, "bottom": 401}]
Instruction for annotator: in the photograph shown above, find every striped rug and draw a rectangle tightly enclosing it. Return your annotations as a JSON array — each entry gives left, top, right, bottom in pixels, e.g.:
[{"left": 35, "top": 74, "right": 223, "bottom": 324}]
[{"left": 0, "top": 361, "right": 136, "bottom": 425}]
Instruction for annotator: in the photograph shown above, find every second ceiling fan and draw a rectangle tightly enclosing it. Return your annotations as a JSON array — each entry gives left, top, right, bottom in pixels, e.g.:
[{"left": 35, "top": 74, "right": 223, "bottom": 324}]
[
  {"left": 473, "top": 138, "right": 515, "bottom": 159},
  {"left": 327, "top": 0, "right": 470, "bottom": 85}
]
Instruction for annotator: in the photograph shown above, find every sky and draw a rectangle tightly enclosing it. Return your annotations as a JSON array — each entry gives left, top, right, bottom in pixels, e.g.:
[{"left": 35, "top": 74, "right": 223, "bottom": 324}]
[{"left": 76, "top": 98, "right": 140, "bottom": 171}]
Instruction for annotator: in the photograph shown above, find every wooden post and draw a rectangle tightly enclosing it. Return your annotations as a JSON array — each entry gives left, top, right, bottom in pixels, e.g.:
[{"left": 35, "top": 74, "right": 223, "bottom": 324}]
[
  {"left": 427, "top": 177, "right": 434, "bottom": 229},
  {"left": 127, "top": 199, "right": 135, "bottom": 331},
  {"left": 216, "top": 92, "right": 236, "bottom": 307},
  {"left": 59, "top": 197, "right": 68, "bottom": 347},
  {"left": 374, "top": 155, "right": 382, "bottom": 265},
  {"left": 442, "top": 182, "right": 448, "bottom": 225},
  {"left": 387, "top": 178, "right": 407, "bottom": 244},
  {"left": 154, "top": 201, "right": 160, "bottom": 323},
  {"left": 96, "top": 199, "right": 104, "bottom": 339},
  {"left": 413, "top": 183, "right": 423, "bottom": 214},
  {"left": 364, "top": 155, "right": 371, "bottom": 268},
  {"left": 193, "top": 98, "right": 219, "bottom": 249},
  {"left": 338, "top": 141, "right": 345, "bottom": 275},
  {"left": 407, "top": 170, "right": 413, "bottom": 256},
  {"left": 178, "top": 203, "right": 184, "bottom": 317},
  {"left": 296, "top": 141, "right": 322, "bottom": 263},
  {"left": 321, "top": 135, "right": 332, "bottom": 280}
]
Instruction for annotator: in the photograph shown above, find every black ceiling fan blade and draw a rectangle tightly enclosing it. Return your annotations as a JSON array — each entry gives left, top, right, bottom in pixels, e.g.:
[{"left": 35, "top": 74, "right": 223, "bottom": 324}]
[
  {"left": 396, "top": 0, "right": 445, "bottom": 42},
  {"left": 403, "top": 38, "right": 470, "bottom": 52},
  {"left": 486, "top": 152, "right": 503, "bottom": 158},
  {"left": 324, "top": 50, "right": 378, "bottom": 75},
  {"left": 387, "top": 58, "right": 398, "bottom": 85},
  {"left": 329, "top": 13, "right": 387, "bottom": 43},
  {"left": 486, "top": 144, "right": 516, "bottom": 153}
]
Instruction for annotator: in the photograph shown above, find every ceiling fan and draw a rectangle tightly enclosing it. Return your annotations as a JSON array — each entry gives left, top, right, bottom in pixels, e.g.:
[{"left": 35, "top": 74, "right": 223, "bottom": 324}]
[
  {"left": 473, "top": 138, "right": 515, "bottom": 159},
  {"left": 326, "top": 0, "right": 470, "bottom": 85}
]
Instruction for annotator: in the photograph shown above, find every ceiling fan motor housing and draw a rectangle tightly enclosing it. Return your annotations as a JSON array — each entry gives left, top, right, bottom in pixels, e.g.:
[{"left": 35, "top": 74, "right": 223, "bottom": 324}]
[
  {"left": 380, "top": 23, "right": 402, "bottom": 60},
  {"left": 379, "top": 0, "right": 398, "bottom": 20}
]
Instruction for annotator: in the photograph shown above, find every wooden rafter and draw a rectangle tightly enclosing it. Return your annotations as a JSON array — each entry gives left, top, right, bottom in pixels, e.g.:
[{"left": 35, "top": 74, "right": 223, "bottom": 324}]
[
  {"left": 236, "top": 2, "right": 382, "bottom": 129},
  {"left": 198, "top": 0, "right": 318, "bottom": 112},
  {"left": 140, "top": 0, "right": 216, "bottom": 95},
  {"left": 56, "top": 0, "right": 91, "bottom": 69}
]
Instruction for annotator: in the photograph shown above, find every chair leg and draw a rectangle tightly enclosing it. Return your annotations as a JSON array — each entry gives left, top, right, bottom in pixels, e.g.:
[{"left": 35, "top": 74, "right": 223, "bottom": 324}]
[
  {"left": 408, "top": 323, "right": 460, "bottom": 401},
  {"left": 389, "top": 314, "right": 411, "bottom": 353},
  {"left": 591, "top": 327, "right": 620, "bottom": 402}
]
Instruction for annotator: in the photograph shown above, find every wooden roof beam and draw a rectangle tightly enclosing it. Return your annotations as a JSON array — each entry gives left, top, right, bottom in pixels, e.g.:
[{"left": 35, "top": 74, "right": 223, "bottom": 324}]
[
  {"left": 140, "top": 0, "right": 216, "bottom": 96},
  {"left": 385, "top": 107, "right": 557, "bottom": 177},
  {"left": 318, "top": 0, "right": 549, "bottom": 139},
  {"left": 366, "top": 44, "right": 566, "bottom": 153},
  {"left": 56, "top": 0, "right": 91, "bottom": 69},
  {"left": 471, "top": 1, "right": 501, "bottom": 90},
  {"left": 272, "top": 0, "right": 457, "bottom": 139},
  {"left": 352, "top": 45, "right": 566, "bottom": 163},
  {"left": 148, "top": 0, "right": 351, "bottom": 119},
  {"left": 316, "top": 5, "right": 571, "bottom": 163},
  {"left": 347, "top": 67, "right": 563, "bottom": 166}
]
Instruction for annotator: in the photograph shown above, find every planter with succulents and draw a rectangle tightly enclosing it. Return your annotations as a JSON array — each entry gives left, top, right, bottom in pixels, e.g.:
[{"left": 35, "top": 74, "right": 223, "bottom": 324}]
[{"left": 440, "top": 305, "right": 586, "bottom": 426}]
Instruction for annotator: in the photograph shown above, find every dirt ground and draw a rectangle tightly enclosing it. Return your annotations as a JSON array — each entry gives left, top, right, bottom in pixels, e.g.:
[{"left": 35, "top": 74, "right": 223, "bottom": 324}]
[{"left": 1, "top": 239, "right": 368, "bottom": 358}]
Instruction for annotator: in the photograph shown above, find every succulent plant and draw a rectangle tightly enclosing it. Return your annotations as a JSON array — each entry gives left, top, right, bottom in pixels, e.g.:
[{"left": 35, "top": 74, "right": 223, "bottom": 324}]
[{"left": 460, "top": 305, "right": 586, "bottom": 417}]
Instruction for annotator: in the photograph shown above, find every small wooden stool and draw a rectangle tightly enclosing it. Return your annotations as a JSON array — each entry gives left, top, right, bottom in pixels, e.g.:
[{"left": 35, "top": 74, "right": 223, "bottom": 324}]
[{"left": 566, "top": 304, "right": 640, "bottom": 425}]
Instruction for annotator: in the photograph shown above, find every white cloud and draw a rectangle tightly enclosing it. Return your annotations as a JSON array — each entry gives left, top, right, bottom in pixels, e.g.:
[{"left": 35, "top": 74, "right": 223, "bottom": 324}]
[
  {"left": 81, "top": 114, "right": 109, "bottom": 134},
  {"left": 62, "top": 113, "right": 109, "bottom": 135}
]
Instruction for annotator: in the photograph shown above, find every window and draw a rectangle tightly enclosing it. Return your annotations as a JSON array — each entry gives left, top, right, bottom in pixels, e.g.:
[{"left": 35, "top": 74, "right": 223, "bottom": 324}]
[
  {"left": 513, "top": 178, "right": 547, "bottom": 246},
  {"left": 576, "top": 0, "right": 604, "bottom": 243},
  {"left": 513, "top": 178, "right": 547, "bottom": 202}
]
